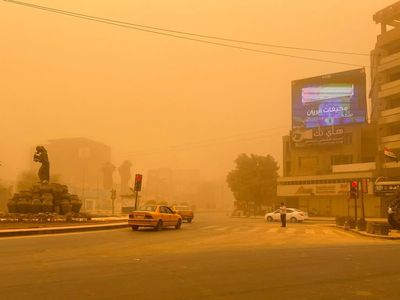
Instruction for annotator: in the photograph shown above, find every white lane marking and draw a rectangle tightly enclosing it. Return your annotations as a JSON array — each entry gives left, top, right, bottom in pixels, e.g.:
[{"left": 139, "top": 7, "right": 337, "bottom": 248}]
[
  {"left": 305, "top": 229, "right": 315, "bottom": 235},
  {"left": 322, "top": 229, "right": 335, "bottom": 235},
  {"left": 248, "top": 227, "right": 263, "bottom": 233},
  {"left": 215, "top": 226, "right": 229, "bottom": 231},
  {"left": 333, "top": 230, "right": 356, "bottom": 238},
  {"left": 200, "top": 225, "right": 219, "bottom": 230}
]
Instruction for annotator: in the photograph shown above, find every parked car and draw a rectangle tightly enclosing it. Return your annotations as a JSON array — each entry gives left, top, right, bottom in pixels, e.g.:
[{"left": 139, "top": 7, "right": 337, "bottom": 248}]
[
  {"left": 264, "top": 208, "right": 308, "bottom": 223},
  {"left": 128, "top": 205, "right": 182, "bottom": 231},
  {"left": 172, "top": 205, "right": 194, "bottom": 223}
]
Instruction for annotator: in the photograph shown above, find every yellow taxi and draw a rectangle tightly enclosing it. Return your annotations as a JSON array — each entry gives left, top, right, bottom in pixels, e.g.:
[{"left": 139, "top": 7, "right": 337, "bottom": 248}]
[
  {"left": 172, "top": 205, "right": 194, "bottom": 223},
  {"left": 128, "top": 205, "right": 182, "bottom": 231}
]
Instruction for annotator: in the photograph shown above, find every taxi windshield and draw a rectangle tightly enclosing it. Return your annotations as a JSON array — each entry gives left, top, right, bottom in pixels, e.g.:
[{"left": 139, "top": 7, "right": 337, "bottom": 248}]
[{"left": 137, "top": 205, "right": 157, "bottom": 212}]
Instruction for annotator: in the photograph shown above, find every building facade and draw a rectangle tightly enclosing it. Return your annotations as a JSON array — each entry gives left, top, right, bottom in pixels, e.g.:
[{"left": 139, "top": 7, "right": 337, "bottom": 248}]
[
  {"left": 371, "top": 2, "right": 400, "bottom": 179},
  {"left": 46, "top": 137, "right": 112, "bottom": 190},
  {"left": 278, "top": 2, "right": 400, "bottom": 217},
  {"left": 280, "top": 125, "right": 379, "bottom": 216}
]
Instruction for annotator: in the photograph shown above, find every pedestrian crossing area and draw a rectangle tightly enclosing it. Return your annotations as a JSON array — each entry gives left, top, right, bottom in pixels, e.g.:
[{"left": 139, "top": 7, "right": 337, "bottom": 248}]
[{"left": 196, "top": 224, "right": 356, "bottom": 238}]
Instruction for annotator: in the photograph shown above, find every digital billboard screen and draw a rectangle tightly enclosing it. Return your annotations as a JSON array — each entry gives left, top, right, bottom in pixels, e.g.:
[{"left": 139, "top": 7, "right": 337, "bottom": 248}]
[{"left": 291, "top": 68, "right": 366, "bottom": 129}]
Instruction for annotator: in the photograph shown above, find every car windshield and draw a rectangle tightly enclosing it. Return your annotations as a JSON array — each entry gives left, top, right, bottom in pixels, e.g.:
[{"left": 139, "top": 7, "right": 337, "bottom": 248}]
[{"left": 137, "top": 205, "right": 157, "bottom": 212}]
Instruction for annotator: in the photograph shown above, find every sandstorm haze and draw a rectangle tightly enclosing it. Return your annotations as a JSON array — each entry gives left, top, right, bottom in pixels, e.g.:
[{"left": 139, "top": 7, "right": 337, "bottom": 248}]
[{"left": 0, "top": 0, "right": 391, "bottom": 181}]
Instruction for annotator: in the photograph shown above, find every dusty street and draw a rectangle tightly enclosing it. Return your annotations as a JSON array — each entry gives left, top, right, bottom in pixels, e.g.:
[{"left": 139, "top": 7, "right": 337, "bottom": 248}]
[{"left": 0, "top": 212, "right": 398, "bottom": 299}]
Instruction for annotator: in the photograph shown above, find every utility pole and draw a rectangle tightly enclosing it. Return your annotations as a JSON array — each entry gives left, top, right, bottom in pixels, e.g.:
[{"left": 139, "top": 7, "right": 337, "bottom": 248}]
[
  {"left": 134, "top": 174, "right": 143, "bottom": 210},
  {"left": 111, "top": 189, "right": 116, "bottom": 215}
]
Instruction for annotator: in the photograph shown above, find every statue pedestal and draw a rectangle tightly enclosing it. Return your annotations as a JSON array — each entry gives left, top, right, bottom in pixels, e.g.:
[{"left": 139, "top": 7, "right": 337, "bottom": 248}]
[{"left": 8, "top": 183, "right": 82, "bottom": 215}]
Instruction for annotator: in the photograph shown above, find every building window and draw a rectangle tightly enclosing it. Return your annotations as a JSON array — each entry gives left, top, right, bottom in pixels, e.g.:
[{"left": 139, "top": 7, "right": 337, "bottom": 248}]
[
  {"left": 343, "top": 133, "right": 352, "bottom": 145},
  {"left": 331, "top": 155, "right": 353, "bottom": 165}
]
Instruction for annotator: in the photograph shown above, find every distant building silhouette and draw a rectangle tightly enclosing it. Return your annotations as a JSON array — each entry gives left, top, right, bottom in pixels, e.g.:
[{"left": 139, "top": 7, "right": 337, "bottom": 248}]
[
  {"left": 118, "top": 160, "right": 132, "bottom": 194},
  {"left": 46, "top": 137, "right": 112, "bottom": 190}
]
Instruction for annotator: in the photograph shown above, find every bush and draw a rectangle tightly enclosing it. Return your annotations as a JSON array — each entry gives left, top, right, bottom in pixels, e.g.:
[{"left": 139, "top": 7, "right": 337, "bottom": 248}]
[
  {"left": 335, "top": 216, "right": 346, "bottom": 226},
  {"left": 357, "top": 218, "right": 367, "bottom": 231},
  {"left": 345, "top": 217, "right": 356, "bottom": 229}
]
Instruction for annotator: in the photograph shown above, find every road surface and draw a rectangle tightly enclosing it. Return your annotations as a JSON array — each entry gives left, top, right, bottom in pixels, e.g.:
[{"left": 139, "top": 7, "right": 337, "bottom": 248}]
[{"left": 0, "top": 212, "right": 398, "bottom": 299}]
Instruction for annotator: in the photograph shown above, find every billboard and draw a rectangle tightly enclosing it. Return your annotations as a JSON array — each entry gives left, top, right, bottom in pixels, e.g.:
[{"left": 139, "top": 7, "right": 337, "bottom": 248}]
[
  {"left": 292, "top": 68, "right": 366, "bottom": 129},
  {"left": 291, "top": 126, "right": 344, "bottom": 148}
]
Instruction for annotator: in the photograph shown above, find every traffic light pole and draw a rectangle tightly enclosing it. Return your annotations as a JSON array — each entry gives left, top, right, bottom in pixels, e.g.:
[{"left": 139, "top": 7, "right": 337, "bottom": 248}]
[
  {"left": 361, "top": 188, "right": 365, "bottom": 219},
  {"left": 111, "top": 189, "right": 116, "bottom": 216},
  {"left": 355, "top": 190, "right": 358, "bottom": 221},
  {"left": 134, "top": 190, "right": 139, "bottom": 210},
  {"left": 133, "top": 174, "right": 143, "bottom": 211}
]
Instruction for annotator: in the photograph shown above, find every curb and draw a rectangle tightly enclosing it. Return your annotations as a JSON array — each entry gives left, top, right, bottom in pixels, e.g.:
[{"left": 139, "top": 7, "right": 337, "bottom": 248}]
[
  {"left": 0, "top": 222, "right": 129, "bottom": 237},
  {"left": 334, "top": 225, "right": 400, "bottom": 240}
]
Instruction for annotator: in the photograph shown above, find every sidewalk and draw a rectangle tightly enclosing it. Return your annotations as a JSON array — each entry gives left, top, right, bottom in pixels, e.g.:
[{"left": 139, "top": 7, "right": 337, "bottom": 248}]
[
  {"left": 231, "top": 215, "right": 390, "bottom": 224},
  {"left": 332, "top": 225, "right": 400, "bottom": 240}
]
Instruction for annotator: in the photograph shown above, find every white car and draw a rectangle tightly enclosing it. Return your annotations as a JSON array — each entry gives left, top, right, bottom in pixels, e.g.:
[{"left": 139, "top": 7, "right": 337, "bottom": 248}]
[{"left": 264, "top": 208, "right": 308, "bottom": 223}]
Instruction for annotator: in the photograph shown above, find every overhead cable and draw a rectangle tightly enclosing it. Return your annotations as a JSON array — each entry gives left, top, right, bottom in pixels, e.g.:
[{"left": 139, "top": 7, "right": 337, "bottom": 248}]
[
  {"left": 124, "top": 126, "right": 290, "bottom": 156},
  {"left": 3, "top": 0, "right": 369, "bottom": 57},
  {"left": 4, "top": 0, "right": 369, "bottom": 67}
]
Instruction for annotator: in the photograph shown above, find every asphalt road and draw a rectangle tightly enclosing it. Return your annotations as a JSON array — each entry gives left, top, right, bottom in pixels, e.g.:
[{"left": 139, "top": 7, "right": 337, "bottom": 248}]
[{"left": 0, "top": 212, "right": 399, "bottom": 300}]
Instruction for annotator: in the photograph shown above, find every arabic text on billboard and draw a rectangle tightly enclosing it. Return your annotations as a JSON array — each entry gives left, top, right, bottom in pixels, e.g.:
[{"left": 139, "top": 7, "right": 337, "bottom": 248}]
[{"left": 292, "top": 68, "right": 366, "bottom": 129}]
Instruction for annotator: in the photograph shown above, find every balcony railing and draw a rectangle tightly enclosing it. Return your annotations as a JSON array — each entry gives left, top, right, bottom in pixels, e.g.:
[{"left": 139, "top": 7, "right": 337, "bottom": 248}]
[
  {"left": 381, "top": 133, "right": 400, "bottom": 143},
  {"left": 378, "top": 51, "right": 400, "bottom": 73},
  {"left": 378, "top": 79, "right": 400, "bottom": 99},
  {"left": 379, "top": 107, "right": 400, "bottom": 124}
]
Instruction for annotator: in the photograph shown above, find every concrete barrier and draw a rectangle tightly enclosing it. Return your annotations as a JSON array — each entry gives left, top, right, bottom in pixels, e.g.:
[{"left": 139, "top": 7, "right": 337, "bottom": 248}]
[{"left": 0, "top": 222, "right": 129, "bottom": 237}]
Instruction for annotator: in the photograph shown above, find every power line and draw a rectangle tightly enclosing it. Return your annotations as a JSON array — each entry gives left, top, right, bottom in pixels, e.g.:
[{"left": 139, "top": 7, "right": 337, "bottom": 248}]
[
  {"left": 3, "top": 0, "right": 369, "bottom": 57},
  {"left": 123, "top": 126, "right": 290, "bottom": 156},
  {"left": 4, "top": 0, "right": 369, "bottom": 67}
]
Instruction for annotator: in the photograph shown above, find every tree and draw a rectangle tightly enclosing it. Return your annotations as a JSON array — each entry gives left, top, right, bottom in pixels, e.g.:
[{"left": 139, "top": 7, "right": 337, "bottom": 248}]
[{"left": 227, "top": 154, "right": 279, "bottom": 214}]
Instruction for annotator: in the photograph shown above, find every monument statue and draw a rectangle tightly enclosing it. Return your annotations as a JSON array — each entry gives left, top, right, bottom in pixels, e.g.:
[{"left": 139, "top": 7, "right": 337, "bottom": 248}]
[
  {"left": 7, "top": 145, "right": 83, "bottom": 216},
  {"left": 33, "top": 146, "right": 50, "bottom": 183},
  {"left": 102, "top": 161, "right": 115, "bottom": 190},
  {"left": 118, "top": 160, "right": 132, "bottom": 194}
]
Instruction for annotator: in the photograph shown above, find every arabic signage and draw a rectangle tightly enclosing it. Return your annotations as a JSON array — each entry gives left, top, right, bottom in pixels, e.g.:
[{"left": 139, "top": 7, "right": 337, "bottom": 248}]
[
  {"left": 291, "top": 126, "right": 344, "bottom": 147},
  {"left": 278, "top": 182, "right": 373, "bottom": 197},
  {"left": 374, "top": 183, "right": 400, "bottom": 196},
  {"left": 292, "top": 68, "right": 366, "bottom": 129},
  {"left": 278, "top": 183, "right": 350, "bottom": 196}
]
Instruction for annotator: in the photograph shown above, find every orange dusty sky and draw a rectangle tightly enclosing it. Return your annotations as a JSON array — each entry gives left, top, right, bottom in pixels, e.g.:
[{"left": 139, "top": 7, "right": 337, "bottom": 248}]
[{"left": 0, "top": 0, "right": 394, "bottom": 182}]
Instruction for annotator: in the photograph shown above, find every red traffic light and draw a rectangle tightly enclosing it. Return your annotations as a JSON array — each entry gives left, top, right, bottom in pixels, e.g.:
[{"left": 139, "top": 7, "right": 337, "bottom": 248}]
[
  {"left": 134, "top": 174, "right": 143, "bottom": 192},
  {"left": 351, "top": 181, "right": 358, "bottom": 188}
]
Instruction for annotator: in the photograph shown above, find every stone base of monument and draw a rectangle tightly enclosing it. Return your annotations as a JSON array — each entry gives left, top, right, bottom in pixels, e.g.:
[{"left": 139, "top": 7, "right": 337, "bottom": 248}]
[{"left": 7, "top": 183, "right": 83, "bottom": 216}]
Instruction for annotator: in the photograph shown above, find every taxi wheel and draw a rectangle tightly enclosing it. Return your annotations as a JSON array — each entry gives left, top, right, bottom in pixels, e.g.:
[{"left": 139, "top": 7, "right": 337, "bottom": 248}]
[
  {"left": 187, "top": 219, "right": 192, "bottom": 223},
  {"left": 175, "top": 219, "right": 182, "bottom": 229},
  {"left": 154, "top": 220, "right": 163, "bottom": 231},
  {"left": 131, "top": 225, "right": 139, "bottom": 231},
  {"left": 290, "top": 217, "right": 298, "bottom": 223},
  {"left": 266, "top": 216, "right": 273, "bottom": 222}
]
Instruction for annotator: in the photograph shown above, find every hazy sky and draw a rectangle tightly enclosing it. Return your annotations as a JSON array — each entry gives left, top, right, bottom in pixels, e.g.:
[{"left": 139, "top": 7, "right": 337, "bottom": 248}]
[{"left": 0, "top": 0, "right": 394, "bottom": 182}]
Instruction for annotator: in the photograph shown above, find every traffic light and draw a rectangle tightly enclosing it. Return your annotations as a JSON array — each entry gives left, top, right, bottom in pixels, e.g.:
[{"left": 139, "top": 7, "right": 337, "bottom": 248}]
[
  {"left": 350, "top": 181, "right": 358, "bottom": 199},
  {"left": 134, "top": 174, "right": 143, "bottom": 192}
]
